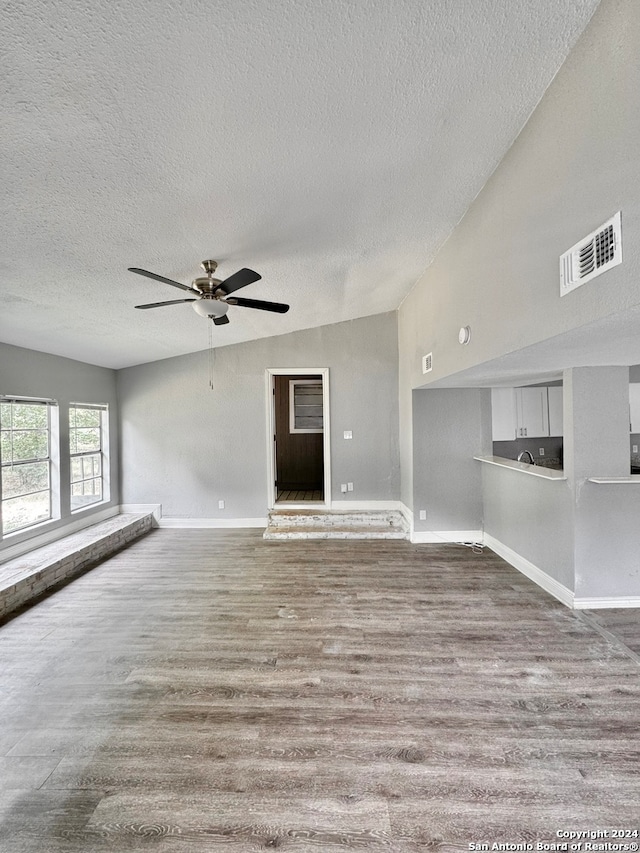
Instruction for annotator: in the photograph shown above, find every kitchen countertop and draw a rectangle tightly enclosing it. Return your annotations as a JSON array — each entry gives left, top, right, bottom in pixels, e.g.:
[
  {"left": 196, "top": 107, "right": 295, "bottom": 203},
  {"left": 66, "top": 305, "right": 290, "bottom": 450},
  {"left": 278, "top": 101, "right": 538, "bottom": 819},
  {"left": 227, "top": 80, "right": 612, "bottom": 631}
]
[
  {"left": 474, "top": 455, "right": 566, "bottom": 479},
  {"left": 588, "top": 476, "right": 640, "bottom": 483}
]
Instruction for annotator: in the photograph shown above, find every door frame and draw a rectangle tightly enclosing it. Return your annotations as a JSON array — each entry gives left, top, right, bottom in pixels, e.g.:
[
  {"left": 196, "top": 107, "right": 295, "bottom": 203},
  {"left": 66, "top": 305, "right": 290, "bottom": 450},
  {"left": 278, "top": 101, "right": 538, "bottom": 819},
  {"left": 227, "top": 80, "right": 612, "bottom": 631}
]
[{"left": 265, "top": 368, "right": 331, "bottom": 510}]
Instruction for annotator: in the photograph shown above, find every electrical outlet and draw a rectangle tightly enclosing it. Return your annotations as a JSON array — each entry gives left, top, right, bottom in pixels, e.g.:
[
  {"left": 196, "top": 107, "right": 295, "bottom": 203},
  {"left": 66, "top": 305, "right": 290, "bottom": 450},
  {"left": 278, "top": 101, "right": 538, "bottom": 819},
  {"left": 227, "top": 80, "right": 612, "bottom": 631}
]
[
  {"left": 218, "top": 500, "right": 225, "bottom": 509},
  {"left": 539, "top": 448, "right": 545, "bottom": 456},
  {"left": 341, "top": 483, "right": 347, "bottom": 493},
  {"left": 419, "top": 510, "right": 427, "bottom": 520},
  {"left": 347, "top": 482, "right": 353, "bottom": 492},
  {"left": 634, "top": 445, "right": 638, "bottom": 454},
  {"left": 343, "top": 430, "right": 353, "bottom": 439}
]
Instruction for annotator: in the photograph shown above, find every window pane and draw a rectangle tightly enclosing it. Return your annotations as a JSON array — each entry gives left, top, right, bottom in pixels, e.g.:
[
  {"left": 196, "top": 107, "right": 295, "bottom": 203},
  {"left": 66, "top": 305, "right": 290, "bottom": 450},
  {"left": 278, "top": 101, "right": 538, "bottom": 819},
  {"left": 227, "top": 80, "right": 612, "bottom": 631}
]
[
  {"left": 70, "top": 457, "right": 83, "bottom": 481},
  {"left": 0, "top": 430, "right": 10, "bottom": 463},
  {"left": 7, "top": 430, "right": 49, "bottom": 462},
  {"left": 0, "top": 404, "right": 11, "bottom": 428},
  {"left": 11, "top": 404, "right": 48, "bottom": 429},
  {"left": 73, "top": 408, "right": 101, "bottom": 427},
  {"left": 70, "top": 479, "right": 101, "bottom": 510},
  {"left": 75, "top": 428, "right": 100, "bottom": 453},
  {"left": 2, "top": 491, "right": 50, "bottom": 534},
  {"left": 82, "top": 454, "right": 99, "bottom": 478},
  {"left": 2, "top": 461, "right": 50, "bottom": 499}
]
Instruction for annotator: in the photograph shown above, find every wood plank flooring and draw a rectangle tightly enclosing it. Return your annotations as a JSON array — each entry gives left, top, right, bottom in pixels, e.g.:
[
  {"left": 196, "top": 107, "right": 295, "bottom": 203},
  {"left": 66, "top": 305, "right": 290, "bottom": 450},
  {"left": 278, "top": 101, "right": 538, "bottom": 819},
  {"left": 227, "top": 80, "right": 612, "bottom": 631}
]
[{"left": 0, "top": 529, "right": 639, "bottom": 851}]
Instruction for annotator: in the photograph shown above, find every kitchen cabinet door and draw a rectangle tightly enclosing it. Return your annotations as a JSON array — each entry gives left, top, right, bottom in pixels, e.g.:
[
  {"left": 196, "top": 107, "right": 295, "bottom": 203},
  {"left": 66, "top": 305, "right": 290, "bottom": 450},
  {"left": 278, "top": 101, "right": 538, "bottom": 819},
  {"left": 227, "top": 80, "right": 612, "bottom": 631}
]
[
  {"left": 491, "top": 388, "right": 517, "bottom": 441},
  {"left": 547, "top": 386, "right": 563, "bottom": 437},
  {"left": 515, "top": 387, "right": 549, "bottom": 438},
  {"left": 629, "top": 384, "right": 640, "bottom": 432}
]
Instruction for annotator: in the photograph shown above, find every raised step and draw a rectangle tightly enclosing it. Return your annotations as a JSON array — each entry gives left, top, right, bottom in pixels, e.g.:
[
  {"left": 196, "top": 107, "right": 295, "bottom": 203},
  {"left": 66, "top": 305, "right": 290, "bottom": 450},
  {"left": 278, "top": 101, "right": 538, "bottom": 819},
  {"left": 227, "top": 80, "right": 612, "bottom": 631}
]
[
  {"left": 0, "top": 512, "right": 154, "bottom": 621},
  {"left": 263, "top": 509, "right": 408, "bottom": 540}
]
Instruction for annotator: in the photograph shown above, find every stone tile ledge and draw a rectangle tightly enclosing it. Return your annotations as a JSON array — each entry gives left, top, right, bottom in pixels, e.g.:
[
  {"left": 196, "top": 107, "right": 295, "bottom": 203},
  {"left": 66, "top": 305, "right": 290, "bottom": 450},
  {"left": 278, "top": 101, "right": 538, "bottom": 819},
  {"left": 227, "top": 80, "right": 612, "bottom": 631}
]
[
  {"left": 0, "top": 513, "right": 154, "bottom": 621},
  {"left": 264, "top": 509, "right": 409, "bottom": 540}
]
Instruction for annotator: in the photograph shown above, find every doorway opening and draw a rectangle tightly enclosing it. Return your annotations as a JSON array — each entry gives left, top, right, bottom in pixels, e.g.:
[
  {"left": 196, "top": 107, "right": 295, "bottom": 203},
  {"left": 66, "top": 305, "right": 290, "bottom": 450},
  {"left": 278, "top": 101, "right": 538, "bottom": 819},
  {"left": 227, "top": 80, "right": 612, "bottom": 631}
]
[{"left": 266, "top": 368, "right": 330, "bottom": 509}]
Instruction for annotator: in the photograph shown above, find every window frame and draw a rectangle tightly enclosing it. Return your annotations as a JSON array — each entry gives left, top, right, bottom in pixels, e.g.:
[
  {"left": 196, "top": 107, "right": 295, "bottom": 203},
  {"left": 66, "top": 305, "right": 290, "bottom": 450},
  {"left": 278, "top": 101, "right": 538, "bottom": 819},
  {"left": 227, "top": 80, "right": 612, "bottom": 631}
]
[
  {"left": 0, "top": 397, "right": 58, "bottom": 536},
  {"left": 288, "top": 379, "right": 324, "bottom": 434},
  {"left": 68, "top": 403, "right": 109, "bottom": 513}
]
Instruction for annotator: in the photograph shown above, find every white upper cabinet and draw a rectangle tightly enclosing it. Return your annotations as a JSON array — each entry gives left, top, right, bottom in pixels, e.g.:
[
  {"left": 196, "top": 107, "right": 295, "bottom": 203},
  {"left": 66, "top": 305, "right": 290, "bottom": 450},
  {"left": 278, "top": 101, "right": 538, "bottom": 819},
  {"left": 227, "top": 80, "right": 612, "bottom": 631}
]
[
  {"left": 629, "top": 384, "right": 640, "bottom": 433},
  {"left": 491, "top": 386, "right": 558, "bottom": 440},
  {"left": 491, "top": 388, "right": 518, "bottom": 441},
  {"left": 515, "top": 387, "right": 549, "bottom": 438}
]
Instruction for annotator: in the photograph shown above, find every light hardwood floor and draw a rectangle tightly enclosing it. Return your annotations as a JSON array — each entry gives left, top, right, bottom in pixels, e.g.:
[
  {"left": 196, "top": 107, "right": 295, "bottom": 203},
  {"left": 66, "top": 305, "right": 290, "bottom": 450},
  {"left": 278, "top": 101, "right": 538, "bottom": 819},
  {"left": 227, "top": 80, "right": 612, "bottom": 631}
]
[{"left": 0, "top": 529, "right": 639, "bottom": 851}]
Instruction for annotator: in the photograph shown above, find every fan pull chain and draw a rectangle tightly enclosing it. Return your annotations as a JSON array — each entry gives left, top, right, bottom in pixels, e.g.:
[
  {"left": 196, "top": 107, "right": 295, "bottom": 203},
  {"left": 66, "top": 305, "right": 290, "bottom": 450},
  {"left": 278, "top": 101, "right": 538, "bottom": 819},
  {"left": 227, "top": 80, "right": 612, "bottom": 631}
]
[{"left": 208, "top": 320, "right": 215, "bottom": 389}]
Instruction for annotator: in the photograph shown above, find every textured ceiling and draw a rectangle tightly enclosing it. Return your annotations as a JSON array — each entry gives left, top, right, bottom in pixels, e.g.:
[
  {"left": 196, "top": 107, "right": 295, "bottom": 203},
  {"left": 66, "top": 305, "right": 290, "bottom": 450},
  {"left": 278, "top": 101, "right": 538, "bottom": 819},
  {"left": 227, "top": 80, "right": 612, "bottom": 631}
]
[{"left": 2, "top": 0, "right": 601, "bottom": 369}]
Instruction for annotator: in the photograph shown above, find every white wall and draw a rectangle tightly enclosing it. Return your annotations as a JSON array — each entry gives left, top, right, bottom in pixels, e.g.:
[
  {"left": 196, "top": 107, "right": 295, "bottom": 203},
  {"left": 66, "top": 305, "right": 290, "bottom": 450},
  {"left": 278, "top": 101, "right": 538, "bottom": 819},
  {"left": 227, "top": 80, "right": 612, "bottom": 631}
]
[
  {"left": 0, "top": 342, "right": 120, "bottom": 555},
  {"left": 117, "top": 313, "right": 399, "bottom": 519}
]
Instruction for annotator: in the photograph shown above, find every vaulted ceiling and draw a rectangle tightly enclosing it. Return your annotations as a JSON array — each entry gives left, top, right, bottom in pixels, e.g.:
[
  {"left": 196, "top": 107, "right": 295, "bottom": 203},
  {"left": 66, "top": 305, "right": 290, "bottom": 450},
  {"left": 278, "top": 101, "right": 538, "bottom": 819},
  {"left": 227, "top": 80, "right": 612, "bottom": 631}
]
[{"left": 2, "top": 0, "right": 601, "bottom": 369}]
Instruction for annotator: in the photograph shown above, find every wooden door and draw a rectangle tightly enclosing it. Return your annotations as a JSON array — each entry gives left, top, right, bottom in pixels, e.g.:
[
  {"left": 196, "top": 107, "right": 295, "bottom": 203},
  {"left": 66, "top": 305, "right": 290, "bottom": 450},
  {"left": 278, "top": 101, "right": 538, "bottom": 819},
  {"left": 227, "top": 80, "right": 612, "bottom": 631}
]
[{"left": 274, "top": 375, "right": 324, "bottom": 492}]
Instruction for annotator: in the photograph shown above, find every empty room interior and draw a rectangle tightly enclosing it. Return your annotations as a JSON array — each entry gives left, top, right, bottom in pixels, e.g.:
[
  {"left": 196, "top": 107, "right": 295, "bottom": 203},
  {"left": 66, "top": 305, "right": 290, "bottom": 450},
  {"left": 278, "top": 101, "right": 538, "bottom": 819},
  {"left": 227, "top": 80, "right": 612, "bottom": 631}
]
[{"left": 2, "top": 0, "right": 640, "bottom": 847}]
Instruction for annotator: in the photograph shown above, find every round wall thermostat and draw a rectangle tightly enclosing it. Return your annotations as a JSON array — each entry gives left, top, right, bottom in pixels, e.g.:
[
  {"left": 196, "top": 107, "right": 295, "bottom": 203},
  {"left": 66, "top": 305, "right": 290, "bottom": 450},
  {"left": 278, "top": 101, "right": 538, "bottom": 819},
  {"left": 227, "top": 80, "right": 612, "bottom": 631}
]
[{"left": 458, "top": 325, "right": 471, "bottom": 345}]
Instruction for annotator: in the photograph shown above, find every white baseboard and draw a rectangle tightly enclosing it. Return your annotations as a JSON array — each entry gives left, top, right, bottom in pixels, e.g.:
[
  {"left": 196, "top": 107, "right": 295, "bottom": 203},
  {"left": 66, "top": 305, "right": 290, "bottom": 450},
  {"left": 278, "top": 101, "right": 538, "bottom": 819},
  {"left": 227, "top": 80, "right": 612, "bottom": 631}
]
[
  {"left": 411, "top": 529, "right": 483, "bottom": 544},
  {"left": 399, "top": 502, "right": 413, "bottom": 529},
  {"left": 573, "top": 596, "right": 640, "bottom": 609},
  {"left": 158, "top": 517, "right": 268, "bottom": 529},
  {"left": 483, "top": 533, "right": 574, "bottom": 608},
  {"left": 120, "top": 504, "right": 162, "bottom": 526},
  {"left": 0, "top": 504, "right": 120, "bottom": 565},
  {"left": 330, "top": 500, "right": 404, "bottom": 511}
]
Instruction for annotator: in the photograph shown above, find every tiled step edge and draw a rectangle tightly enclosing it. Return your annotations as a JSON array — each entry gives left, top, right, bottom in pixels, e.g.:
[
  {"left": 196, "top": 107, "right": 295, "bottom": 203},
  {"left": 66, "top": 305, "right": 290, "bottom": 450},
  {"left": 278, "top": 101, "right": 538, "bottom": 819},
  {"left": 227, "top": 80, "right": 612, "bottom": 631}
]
[
  {"left": 0, "top": 513, "right": 154, "bottom": 622},
  {"left": 267, "top": 510, "right": 407, "bottom": 528},
  {"left": 264, "top": 526, "right": 409, "bottom": 540}
]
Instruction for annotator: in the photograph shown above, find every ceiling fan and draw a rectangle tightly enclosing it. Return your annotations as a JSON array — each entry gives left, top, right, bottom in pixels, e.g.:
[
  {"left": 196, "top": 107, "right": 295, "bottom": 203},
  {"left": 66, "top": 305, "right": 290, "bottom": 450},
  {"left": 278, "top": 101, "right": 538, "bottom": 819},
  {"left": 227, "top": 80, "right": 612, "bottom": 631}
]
[{"left": 128, "top": 260, "right": 289, "bottom": 325}]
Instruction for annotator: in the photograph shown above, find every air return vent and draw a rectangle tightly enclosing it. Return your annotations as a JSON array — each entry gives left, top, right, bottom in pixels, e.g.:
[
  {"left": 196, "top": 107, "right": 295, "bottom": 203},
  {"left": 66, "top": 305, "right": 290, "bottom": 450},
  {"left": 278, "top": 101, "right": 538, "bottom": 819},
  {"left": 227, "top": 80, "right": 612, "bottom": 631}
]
[
  {"left": 422, "top": 353, "right": 433, "bottom": 374},
  {"left": 560, "top": 211, "right": 622, "bottom": 296}
]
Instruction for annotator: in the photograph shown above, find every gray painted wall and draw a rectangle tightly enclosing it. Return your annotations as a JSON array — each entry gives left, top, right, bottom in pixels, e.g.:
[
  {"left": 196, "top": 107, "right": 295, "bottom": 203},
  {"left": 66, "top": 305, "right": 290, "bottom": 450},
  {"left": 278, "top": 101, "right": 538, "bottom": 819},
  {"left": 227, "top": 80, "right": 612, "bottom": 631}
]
[
  {"left": 397, "top": 0, "right": 640, "bottom": 505},
  {"left": 565, "top": 366, "right": 640, "bottom": 600},
  {"left": 0, "top": 342, "right": 120, "bottom": 554},
  {"left": 117, "top": 313, "right": 399, "bottom": 518},
  {"left": 481, "top": 465, "right": 575, "bottom": 592},
  {"left": 412, "top": 388, "right": 491, "bottom": 532},
  {"left": 575, "top": 485, "right": 640, "bottom": 599}
]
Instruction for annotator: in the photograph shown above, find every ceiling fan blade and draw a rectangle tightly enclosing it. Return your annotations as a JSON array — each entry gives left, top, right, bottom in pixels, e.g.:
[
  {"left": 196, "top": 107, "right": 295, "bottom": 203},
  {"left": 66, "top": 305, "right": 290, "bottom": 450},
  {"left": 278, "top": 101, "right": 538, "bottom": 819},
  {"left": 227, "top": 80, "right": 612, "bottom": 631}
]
[
  {"left": 217, "top": 268, "right": 261, "bottom": 295},
  {"left": 128, "top": 267, "right": 201, "bottom": 294},
  {"left": 135, "top": 299, "right": 198, "bottom": 309},
  {"left": 213, "top": 314, "right": 230, "bottom": 326},
  {"left": 226, "top": 296, "right": 289, "bottom": 313}
]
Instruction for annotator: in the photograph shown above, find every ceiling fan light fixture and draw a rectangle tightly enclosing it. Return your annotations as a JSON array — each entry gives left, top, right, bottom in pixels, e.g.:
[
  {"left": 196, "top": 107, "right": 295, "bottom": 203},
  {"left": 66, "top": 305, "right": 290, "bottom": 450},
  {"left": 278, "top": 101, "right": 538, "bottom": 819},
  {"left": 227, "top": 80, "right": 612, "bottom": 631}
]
[{"left": 193, "top": 299, "right": 229, "bottom": 318}]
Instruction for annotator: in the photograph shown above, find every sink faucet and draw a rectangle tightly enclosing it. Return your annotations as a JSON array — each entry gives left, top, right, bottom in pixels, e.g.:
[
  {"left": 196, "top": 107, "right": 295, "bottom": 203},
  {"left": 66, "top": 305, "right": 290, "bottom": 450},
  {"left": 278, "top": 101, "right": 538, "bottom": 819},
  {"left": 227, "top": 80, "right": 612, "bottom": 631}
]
[{"left": 517, "top": 450, "right": 535, "bottom": 464}]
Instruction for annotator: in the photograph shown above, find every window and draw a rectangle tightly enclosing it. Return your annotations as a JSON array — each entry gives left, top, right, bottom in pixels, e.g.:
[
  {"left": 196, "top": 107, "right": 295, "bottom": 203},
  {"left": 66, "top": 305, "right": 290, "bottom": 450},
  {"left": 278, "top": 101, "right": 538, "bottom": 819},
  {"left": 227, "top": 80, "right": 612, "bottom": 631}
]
[
  {"left": 69, "top": 404, "right": 107, "bottom": 511},
  {"left": 289, "top": 380, "right": 323, "bottom": 433},
  {"left": 0, "top": 398, "right": 56, "bottom": 535}
]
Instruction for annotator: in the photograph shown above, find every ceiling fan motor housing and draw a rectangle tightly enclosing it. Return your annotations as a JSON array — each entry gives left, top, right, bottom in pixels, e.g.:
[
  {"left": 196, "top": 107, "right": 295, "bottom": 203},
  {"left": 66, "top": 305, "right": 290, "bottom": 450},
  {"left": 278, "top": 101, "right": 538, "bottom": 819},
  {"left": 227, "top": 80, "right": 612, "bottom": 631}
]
[
  {"left": 191, "top": 273, "right": 229, "bottom": 317},
  {"left": 192, "top": 295, "right": 229, "bottom": 318}
]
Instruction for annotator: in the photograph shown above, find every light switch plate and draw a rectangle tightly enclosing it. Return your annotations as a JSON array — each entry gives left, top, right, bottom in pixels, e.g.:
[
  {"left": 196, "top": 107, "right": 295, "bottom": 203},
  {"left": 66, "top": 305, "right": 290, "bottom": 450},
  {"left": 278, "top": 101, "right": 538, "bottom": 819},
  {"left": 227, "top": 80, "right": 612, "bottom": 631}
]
[{"left": 344, "top": 430, "right": 353, "bottom": 439}]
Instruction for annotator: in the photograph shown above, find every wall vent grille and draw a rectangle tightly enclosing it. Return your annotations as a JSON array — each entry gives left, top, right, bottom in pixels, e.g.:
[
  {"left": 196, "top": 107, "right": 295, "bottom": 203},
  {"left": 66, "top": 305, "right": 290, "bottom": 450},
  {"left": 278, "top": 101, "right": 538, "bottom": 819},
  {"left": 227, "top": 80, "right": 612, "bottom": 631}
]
[
  {"left": 560, "top": 211, "right": 622, "bottom": 296},
  {"left": 422, "top": 353, "right": 433, "bottom": 374}
]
